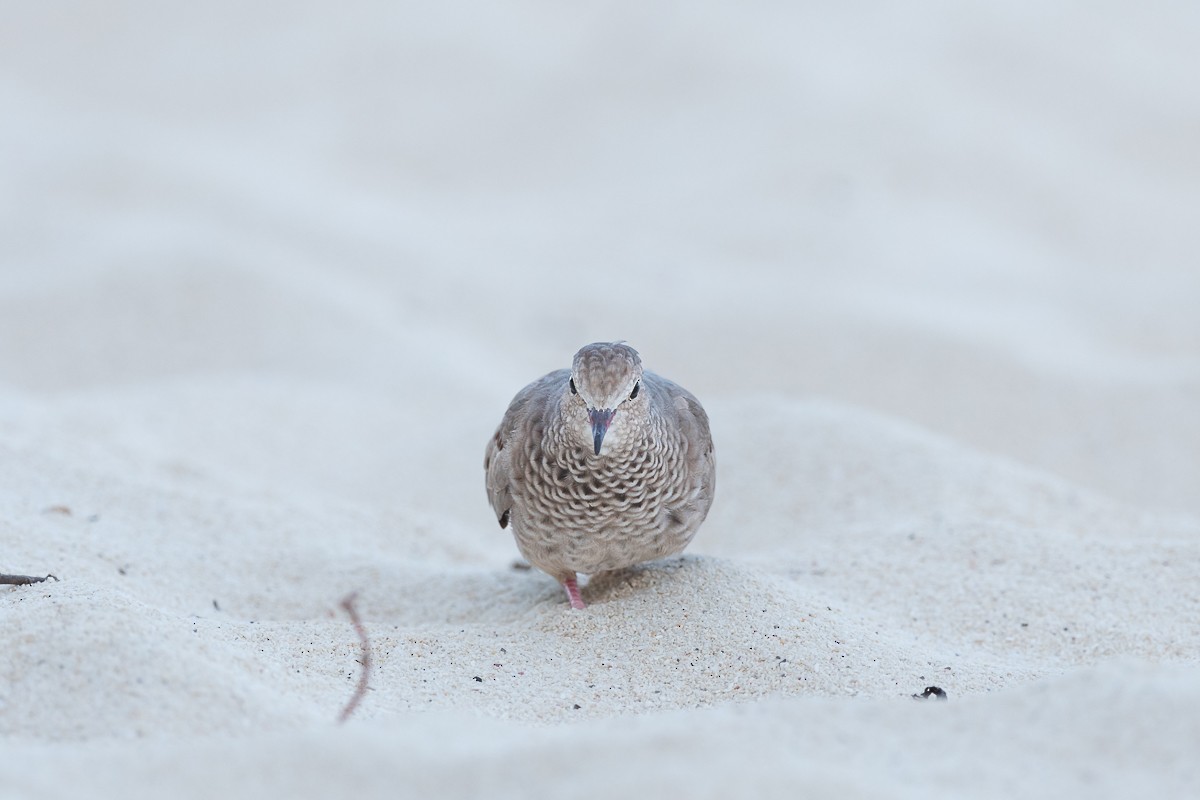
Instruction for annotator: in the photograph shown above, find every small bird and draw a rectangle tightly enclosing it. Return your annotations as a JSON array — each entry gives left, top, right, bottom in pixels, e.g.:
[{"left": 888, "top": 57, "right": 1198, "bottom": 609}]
[{"left": 484, "top": 342, "right": 716, "bottom": 609}]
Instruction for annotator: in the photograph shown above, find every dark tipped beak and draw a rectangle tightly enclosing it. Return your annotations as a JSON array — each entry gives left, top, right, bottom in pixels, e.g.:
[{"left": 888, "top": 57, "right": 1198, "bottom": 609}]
[{"left": 588, "top": 408, "right": 615, "bottom": 455}]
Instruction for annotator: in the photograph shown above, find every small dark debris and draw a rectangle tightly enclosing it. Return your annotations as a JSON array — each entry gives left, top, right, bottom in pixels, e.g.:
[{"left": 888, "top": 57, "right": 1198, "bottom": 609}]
[
  {"left": 0, "top": 573, "right": 58, "bottom": 585},
  {"left": 510, "top": 560, "right": 532, "bottom": 571},
  {"left": 213, "top": 599, "right": 221, "bottom": 611},
  {"left": 573, "top": 704, "right": 581, "bottom": 710},
  {"left": 473, "top": 676, "right": 483, "bottom": 683},
  {"left": 912, "top": 686, "right": 947, "bottom": 701}
]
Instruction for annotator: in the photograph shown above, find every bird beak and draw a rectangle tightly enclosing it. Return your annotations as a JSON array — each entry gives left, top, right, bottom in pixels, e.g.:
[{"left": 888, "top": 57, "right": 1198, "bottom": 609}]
[{"left": 587, "top": 408, "right": 615, "bottom": 455}]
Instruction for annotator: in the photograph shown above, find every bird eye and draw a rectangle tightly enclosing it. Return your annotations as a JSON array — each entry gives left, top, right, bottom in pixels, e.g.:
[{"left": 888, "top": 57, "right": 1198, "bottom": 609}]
[
  {"left": 630, "top": 381, "right": 640, "bottom": 399},
  {"left": 569, "top": 378, "right": 577, "bottom": 395}
]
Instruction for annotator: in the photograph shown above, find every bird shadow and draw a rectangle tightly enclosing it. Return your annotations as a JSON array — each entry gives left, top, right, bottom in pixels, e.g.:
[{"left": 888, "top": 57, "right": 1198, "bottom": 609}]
[
  {"left": 581, "top": 555, "right": 703, "bottom": 605},
  {"left": 335, "top": 554, "right": 716, "bottom": 625}
]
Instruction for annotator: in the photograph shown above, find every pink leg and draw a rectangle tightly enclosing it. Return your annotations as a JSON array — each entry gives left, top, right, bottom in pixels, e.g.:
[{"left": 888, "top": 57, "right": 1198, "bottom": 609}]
[{"left": 562, "top": 575, "right": 586, "bottom": 610}]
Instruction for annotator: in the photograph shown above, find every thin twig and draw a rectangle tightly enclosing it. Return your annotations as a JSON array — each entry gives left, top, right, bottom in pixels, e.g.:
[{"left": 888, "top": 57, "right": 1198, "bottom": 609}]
[
  {"left": 0, "top": 573, "right": 58, "bottom": 585},
  {"left": 337, "top": 591, "right": 371, "bottom": 723}
]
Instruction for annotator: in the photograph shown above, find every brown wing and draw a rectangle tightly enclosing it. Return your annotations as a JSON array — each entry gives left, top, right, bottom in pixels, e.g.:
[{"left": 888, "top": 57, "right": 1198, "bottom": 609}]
[
  {"left": 484, "top": 369, "right": 568, "bottom": 530},
  {"left": 684, "top": 391, "right": 717, "bottom": 518},
  {"left": 646, "top": 371, "right": 716, "bottom": 518},
  {"left": 483, "top": 426, "right": 512, "bottom": 529}
]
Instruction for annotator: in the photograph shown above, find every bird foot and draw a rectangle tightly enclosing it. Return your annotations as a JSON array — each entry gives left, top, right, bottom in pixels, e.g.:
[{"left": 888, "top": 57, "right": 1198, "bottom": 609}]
[{"left": 562, "top": 576, "right": 586, "bottom": 610}]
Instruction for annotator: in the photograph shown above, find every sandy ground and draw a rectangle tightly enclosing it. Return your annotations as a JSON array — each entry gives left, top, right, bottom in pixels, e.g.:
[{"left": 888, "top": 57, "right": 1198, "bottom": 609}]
[{"left": 2, "top": 2, "right": 1199, "bottom": 797}]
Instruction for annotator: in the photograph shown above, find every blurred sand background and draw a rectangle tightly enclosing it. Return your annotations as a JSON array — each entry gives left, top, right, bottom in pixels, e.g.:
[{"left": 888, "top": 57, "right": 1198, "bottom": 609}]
[{"left": 2, "top": 2, "right": 1198, "bottom": 797}]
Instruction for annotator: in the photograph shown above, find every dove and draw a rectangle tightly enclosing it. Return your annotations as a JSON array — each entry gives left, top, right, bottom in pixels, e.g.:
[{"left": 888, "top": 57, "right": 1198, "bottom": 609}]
[{"left": 484, "top": 342, "right": 715, "bottom": 609}]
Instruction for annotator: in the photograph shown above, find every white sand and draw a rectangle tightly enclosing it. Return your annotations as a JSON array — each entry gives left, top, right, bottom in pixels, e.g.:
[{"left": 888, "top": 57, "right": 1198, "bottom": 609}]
[{"left": 3, "top": 2, "right": 1199, "bottom": 797}]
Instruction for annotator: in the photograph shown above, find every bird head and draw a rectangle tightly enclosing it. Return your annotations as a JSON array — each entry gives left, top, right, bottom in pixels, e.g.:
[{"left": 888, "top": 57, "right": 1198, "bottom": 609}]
[{"left": 567, "top": 342, "right": 644, "bottom": 456}]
